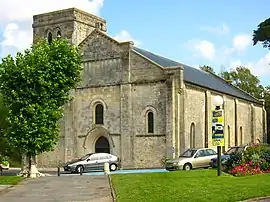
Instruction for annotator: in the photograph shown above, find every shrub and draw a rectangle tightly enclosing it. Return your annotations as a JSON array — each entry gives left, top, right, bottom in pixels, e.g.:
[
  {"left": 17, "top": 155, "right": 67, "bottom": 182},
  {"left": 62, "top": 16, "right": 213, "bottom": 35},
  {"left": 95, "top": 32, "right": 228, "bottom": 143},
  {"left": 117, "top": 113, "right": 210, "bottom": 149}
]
[{"left": 225, "top": 144, "right": 270, "bottom": 176}]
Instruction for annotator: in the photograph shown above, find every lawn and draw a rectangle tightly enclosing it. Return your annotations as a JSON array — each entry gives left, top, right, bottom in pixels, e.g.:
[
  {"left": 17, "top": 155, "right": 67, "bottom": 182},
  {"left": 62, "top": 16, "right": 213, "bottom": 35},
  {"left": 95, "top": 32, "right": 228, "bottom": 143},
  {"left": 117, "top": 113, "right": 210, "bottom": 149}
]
[
  {"left": 0, "top": 176, "right": 24, "bottom": 185},
  {"left": 111, "top": 169, "right": 270, "bottom": 202}
]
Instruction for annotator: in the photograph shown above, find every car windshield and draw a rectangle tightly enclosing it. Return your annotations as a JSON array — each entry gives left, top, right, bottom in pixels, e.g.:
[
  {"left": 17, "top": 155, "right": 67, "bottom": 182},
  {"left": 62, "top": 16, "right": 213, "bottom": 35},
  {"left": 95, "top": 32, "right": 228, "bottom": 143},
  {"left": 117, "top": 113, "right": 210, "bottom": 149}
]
[
  {"left": 225, "top": 147, "right": 244, "bottom": 155},
  {"left": 180, "top": 149, "right": 197, "bottom": 158},
  {"left": 80, "top": 154, "right": 91, "bottom": 161}
]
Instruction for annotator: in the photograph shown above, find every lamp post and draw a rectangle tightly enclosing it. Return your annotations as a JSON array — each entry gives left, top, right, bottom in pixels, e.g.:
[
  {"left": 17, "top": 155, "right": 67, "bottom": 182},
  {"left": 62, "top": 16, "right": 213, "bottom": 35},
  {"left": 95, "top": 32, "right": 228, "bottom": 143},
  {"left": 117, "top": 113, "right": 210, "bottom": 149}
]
[{"left": 212, "top": 95, "right": 224, "bottom": 177}]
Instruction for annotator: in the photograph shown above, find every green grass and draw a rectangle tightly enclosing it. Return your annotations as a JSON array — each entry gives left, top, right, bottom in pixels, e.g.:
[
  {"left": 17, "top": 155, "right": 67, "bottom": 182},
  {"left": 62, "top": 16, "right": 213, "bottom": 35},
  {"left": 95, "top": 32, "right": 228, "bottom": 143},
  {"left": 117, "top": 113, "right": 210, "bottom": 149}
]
[
  {"left": 0, "top": 176, "right": 24, "bottom": 185},
  {"left": 111, "top": 169, "right": 270, "bottom": 202}
]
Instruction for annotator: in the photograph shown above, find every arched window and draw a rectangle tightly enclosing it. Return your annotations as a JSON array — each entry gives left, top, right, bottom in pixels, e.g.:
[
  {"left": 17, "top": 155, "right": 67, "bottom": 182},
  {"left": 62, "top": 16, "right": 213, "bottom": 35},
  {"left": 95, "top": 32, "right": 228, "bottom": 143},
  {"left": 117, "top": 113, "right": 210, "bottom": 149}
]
[
  {"left": 57, "top": 30, "right": 61, "bottom": 38},
  {"left": 227, "top": 125, "right": 231, "bottom": 147},
  {"left": 239, "top": 126, "right": 243, "bottom": 145},
  {"left": 190, "top": 123, "right": 195, "bottom": 148},
  {"left": 47, "top": 32, "right": 52, "bottom": 44},
  {"left": 147, "top": 111, "right": 154, "bottom": 133},
  {"left": 95, "top": 104, "right": 104, "bottom": 124}
]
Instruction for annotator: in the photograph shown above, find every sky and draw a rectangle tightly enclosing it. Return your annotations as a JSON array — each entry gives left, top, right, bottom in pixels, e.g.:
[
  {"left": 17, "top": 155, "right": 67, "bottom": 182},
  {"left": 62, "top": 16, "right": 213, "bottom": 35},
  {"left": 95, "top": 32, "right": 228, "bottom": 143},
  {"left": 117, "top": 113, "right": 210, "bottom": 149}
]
[{"left": 0, "top": 0, "right": 270, "bottom": 85}]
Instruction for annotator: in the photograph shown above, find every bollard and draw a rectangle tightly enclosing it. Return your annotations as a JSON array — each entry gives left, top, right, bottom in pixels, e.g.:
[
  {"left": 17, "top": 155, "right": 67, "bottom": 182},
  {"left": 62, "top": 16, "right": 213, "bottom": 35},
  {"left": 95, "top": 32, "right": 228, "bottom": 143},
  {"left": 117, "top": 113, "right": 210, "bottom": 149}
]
[
  {"left": 57, "top": 167, "right": 60, "bottom": 176},
  {"left": 104, "top": 162, "right": 110, "bottom": 175}
]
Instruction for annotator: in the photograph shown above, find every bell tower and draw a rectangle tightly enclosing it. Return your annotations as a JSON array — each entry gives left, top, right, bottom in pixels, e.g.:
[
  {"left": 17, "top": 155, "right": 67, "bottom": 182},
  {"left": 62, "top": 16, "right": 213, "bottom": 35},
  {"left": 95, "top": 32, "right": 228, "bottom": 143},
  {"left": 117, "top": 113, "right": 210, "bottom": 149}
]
[{"left": 32, "top": 8, "right": 107, "bottom": 45}]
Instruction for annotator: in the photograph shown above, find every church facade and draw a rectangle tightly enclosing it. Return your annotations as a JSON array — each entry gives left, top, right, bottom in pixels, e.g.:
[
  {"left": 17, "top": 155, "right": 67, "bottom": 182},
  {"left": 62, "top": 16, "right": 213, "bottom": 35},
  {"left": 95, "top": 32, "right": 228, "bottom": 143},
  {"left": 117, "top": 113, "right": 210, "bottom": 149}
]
[{"left": 33, "top": 8, "right": 267, "bottom": 169}]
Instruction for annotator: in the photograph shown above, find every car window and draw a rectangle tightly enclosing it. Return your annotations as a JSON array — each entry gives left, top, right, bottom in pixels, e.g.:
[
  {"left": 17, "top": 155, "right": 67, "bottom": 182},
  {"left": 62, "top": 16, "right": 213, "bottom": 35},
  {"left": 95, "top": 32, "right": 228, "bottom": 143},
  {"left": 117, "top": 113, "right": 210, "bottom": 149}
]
[
  {"left": 195, "top": 150, "right": 206, "bottom": 157},
  {"left": 206, "top": 149, "right": 217, "bottom": 156},
  {"left": 180, "top": 149, "right": 198, "bottom": 157},
  {"left": 90, "top": 155, "right": 99, "bottom": 161},
  {"left": 98, "top": 154, "right": 110, "bottom": 160}
]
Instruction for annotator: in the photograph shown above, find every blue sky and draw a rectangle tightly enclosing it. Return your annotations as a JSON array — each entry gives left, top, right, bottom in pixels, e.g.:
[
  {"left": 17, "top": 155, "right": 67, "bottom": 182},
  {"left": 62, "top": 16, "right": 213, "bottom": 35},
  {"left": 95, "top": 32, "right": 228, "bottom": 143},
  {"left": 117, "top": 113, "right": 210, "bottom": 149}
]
[{"left": 1, "top": 0, "right": 270, "bottom": 85}]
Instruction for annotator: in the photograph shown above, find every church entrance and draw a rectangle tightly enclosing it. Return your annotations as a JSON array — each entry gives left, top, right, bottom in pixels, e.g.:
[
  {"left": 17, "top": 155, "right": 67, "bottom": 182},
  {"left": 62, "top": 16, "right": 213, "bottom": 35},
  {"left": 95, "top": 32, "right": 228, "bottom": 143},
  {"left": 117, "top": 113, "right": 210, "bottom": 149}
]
[{"left": 95, "top": 136, "right": 110, "bottom": 153}]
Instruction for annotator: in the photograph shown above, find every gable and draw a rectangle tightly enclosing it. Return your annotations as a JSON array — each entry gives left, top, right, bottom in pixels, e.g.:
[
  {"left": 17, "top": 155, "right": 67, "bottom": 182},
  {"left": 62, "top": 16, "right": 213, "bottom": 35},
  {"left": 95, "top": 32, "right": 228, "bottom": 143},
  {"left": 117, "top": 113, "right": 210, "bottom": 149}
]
[
  {"left": 79, "top": 29, "right": 123, "bottom": 61},
  {"left": 78, "top": 30, "right": 124, "bottom": 87}
]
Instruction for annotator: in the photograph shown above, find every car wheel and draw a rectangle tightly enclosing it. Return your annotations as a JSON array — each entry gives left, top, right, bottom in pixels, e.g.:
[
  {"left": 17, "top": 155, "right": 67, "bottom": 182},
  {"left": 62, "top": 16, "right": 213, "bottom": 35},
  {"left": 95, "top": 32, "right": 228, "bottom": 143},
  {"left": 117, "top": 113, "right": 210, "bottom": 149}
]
[
  {"left": 76, "top": 165, "right": 84, "bottom": 173},
  {"left": 109, "top": 163, "right": 117, "bottom": 171},
  {"left": 183, "top": 163, "right": 192, "bottom": 171}
]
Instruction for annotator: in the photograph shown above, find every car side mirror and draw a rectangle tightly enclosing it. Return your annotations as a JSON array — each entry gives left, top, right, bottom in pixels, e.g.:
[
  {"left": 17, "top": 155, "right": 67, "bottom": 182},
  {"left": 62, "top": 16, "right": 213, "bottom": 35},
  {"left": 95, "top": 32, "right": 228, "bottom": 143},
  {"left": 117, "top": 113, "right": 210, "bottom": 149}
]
[
  {"left": 194, "top": 155, "right": 199, "bottom": 158},
  {"left": 86, "top": 159, "right": 90, "bottom": 162}
]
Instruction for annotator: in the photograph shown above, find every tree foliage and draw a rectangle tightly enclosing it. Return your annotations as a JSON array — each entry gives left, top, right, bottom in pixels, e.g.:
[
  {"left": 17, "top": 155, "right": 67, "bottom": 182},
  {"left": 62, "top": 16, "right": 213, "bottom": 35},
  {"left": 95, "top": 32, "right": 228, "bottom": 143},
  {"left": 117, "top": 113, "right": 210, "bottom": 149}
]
[
  {"left": 199, "top": 65, "right": 215, "bottom": 73},
  {"left": 253, "top": 18, "right": 270, "bottom": 49},
  {"left": 0, "top": 38, "right": 82, "bottom": 157},
  {"left": 220, "top": 66, "right": 264, "bottom": 99}
]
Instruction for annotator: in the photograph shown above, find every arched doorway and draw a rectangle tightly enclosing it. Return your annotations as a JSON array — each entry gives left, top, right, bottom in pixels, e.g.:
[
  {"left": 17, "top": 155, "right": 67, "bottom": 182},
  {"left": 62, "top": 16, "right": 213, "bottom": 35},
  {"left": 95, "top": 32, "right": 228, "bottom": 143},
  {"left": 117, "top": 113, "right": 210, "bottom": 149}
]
[{"left": 95, "top": 136, "right": 110, "bottom": 153}]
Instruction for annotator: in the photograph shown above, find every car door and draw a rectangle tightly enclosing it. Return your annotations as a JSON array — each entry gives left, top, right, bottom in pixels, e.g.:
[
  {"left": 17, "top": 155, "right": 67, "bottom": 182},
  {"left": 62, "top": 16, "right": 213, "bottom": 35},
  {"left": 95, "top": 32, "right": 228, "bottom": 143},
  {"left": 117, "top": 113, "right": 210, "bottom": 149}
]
[
  {"left": 204, "top": 149, "right": 218, "bottom": 167},
  {"left": 192, "top": 150, "right": 206, "bottom": 168},
  {"left": 193, "top": 149, "right": 210, "bottom": 168},
  {"left": 85, "top": 154, "right": 99, "bottom": 171},
  {"left": 97, "top": 154, "right": 110, "bottom": 171}
]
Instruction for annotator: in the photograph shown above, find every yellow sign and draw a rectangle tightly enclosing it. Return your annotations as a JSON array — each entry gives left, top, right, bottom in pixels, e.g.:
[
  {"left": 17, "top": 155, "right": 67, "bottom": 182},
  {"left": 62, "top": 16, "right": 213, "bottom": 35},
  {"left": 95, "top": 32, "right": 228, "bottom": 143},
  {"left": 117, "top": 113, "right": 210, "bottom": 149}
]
[{"left": 212, "top": 109, "right": 225, "bottom": 147}]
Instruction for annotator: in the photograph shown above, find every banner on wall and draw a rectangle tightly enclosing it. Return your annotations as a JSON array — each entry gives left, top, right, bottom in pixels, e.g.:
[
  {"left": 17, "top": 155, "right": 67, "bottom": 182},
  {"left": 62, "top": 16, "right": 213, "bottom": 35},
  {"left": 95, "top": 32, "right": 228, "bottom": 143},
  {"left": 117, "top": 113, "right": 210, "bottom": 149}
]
[{"left": 211, "top": 109, "right": 225, "bottom": 147}]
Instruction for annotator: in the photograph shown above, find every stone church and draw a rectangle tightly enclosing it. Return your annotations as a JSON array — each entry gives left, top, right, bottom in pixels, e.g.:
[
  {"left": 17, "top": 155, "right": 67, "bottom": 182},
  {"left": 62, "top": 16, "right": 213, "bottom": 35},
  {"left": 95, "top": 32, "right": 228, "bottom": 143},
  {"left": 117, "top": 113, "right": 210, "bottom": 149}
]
[{"left": 33, "top": 8, "right": 266, "bottom": 169}]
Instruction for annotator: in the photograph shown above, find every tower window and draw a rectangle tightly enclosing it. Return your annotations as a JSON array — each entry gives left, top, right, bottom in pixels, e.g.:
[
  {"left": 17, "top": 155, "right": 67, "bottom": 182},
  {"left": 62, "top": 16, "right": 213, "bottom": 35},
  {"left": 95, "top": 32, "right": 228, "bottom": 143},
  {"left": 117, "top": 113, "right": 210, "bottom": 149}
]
[
  {"left": 47, "top": 32, "right": 52, "bottom": 44},
  {"left": 95, "top": 104, "right": 104, "bottom": 124},
  {"left": 147, "top": 111, "right": 154, "bottom": 133},
  {"left": 57, "top": 30, "right": 61, "bottom": 38}
]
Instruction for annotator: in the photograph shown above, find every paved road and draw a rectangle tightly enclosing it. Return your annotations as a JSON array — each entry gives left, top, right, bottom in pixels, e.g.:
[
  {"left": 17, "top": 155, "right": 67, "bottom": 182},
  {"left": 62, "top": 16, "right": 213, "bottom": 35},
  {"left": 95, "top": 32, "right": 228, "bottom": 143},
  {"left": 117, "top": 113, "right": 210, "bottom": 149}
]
[{"left": 0, "top": 175, "right": 113, "bottom": 202}]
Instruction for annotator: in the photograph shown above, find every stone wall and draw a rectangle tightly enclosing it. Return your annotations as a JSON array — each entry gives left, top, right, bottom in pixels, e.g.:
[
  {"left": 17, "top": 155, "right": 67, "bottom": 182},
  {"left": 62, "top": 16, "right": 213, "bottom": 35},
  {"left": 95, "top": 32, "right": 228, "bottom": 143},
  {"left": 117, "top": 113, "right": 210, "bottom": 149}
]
[
  {"left": 134, "top": 136, "right": 166, "bottom": 168},
  {"left": 184, "top": 85, "right": 206, "bottom": 149}
]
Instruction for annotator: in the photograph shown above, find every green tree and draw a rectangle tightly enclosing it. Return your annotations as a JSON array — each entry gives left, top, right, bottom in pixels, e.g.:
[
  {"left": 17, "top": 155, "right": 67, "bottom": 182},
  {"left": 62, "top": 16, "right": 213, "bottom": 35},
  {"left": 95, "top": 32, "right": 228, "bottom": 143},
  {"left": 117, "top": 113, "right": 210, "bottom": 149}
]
[
  {"left": 0, "top": 38, "right": 82, "bottom": 177},
  {"left": 220, "top": 66, "right": 264, "bottom": 99},
  {"left": 253, "top": 18, "right": 270, "bottom": 143},
  {"left": 199, "top": 65, "right": 215, "bottom": 73},
  {"left": 253, "top": 18, "right": 270, "bottom": 49}
]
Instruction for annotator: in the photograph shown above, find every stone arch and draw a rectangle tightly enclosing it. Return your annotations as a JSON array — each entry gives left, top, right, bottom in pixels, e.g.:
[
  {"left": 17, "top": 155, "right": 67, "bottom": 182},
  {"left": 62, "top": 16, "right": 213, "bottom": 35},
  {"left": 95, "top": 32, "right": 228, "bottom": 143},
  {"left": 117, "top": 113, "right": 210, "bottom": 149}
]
[
  {"left": 142, "top": 105, "right": 157, "bottom": 134},
  {"left": 83, "top": 126, "right": 115, "bottom": 154}
]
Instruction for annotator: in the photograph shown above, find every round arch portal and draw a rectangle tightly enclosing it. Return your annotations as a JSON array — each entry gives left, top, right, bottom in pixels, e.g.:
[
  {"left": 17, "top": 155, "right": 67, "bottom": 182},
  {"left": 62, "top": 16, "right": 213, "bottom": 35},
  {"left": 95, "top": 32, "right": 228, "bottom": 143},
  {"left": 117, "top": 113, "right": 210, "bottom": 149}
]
[{"left": 95, "top": 136, "right": 110, "bottom": 153}]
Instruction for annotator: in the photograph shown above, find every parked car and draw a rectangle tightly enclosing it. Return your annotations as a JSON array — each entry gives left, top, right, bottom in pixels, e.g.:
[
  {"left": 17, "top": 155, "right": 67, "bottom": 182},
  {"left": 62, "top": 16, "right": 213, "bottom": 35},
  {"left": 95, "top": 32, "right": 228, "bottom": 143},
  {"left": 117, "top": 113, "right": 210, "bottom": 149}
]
[
  {"left": 165, "top": 148, "right": 218, "bottom": 171},
  {"left": 209, "top": 145, "right": 249, "bottom": 168},
  {"left": 63, "top": 153, "right": 120, "bottom": 173}
]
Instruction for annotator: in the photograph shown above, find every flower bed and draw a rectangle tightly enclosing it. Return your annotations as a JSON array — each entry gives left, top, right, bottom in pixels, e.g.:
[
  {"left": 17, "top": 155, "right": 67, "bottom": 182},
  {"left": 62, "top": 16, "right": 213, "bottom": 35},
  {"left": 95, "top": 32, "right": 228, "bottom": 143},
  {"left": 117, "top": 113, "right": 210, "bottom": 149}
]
[{"left": 223, "top": 143, "right": 270, "bottom": 177}]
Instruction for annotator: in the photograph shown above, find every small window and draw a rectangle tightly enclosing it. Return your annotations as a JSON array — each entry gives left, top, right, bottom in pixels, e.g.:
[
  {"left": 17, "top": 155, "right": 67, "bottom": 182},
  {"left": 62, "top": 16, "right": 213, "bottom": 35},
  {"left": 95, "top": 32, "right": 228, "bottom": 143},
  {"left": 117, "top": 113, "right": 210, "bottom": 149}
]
[
  {"left": 190, "top": 123, "right": 195, "bottom": 148},
  {"left": 47, "top": 32, "right": 52, "bottom": 44},
  {"left": 57, "top": 30, "right": 61, "bottom": 38},
  {"left": 95, "top": 104, "right": 104, "bottom": 124},
  {"left": 147, "top": 111, "right": 154, "bottom": 133}
]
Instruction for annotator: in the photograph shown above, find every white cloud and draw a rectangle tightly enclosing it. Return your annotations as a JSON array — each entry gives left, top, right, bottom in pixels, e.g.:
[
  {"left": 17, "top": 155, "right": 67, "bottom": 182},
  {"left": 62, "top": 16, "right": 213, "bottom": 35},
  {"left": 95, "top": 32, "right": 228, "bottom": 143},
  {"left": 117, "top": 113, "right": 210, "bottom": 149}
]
[
  {"left": 232, "top": 34, "right": 252, "bottom": 52},
  {"left": 230, "top": 52, "right": 270, "bottom": 77},
  {"left": 0, "top": 0, "right": 104, "bottom": 58},
  {"left": 0, "top": 0, "right": 104, "bottom": 22},
  {"left": 186, "top": 40, "right": 216, "bottom": 61},
  {"left": 199, "top": 23, "right": 229, "bottom": 35},
  {"left": 114, "top": 30, "right": 142, "bottom": 46}
]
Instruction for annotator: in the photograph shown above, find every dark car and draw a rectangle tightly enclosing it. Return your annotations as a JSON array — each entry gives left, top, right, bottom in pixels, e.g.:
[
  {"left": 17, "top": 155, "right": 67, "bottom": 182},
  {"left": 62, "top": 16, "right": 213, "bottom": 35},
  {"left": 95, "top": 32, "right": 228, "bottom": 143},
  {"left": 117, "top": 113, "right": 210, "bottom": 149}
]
[
  {"left": 210, "top": 145, "right": 248, "bottom": 168},
  {"left": 63, "top": 153, "right": 120, "bottom": 173}
]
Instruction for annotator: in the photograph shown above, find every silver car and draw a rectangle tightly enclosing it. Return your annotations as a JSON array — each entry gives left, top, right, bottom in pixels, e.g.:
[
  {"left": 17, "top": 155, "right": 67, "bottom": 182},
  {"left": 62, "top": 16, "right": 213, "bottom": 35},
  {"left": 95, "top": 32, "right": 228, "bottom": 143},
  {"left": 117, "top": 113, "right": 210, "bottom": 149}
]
[
  {"left": 63, "top": 153, "right": 120, "bottom": 173},
  {"left": 165, "top": 148, "right": 218, "bottom": 171}
]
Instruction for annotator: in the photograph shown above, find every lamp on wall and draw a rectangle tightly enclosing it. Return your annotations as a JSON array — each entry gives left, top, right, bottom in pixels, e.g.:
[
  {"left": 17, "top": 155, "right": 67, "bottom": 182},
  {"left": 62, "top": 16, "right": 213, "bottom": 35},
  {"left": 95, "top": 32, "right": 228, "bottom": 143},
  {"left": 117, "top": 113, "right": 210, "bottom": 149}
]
[
  {"left": 212, "top": 95, "right": 224, "bottom": 109},
  {"left": 212, "top": 95, "right": 224, "bottom": 176}
]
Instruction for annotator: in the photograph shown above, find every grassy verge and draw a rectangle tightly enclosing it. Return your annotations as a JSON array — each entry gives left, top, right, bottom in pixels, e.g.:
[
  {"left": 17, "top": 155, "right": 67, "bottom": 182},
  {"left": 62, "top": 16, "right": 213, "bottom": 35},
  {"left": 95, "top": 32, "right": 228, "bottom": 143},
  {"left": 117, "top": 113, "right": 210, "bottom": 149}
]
[
  {"left": 111, "top": 169, "right": 270, "bottom": 202},
  {"left": 0, "top": 176, "right": 24, "bottom": 185}
]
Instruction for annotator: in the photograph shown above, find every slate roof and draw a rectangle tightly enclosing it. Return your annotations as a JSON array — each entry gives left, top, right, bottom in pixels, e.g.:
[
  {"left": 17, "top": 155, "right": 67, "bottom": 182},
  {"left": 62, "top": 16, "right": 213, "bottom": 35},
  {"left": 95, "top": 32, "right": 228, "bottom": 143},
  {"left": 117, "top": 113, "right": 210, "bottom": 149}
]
[{"left": 133, "top": 47, "right": 261, "bottom": 104}]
